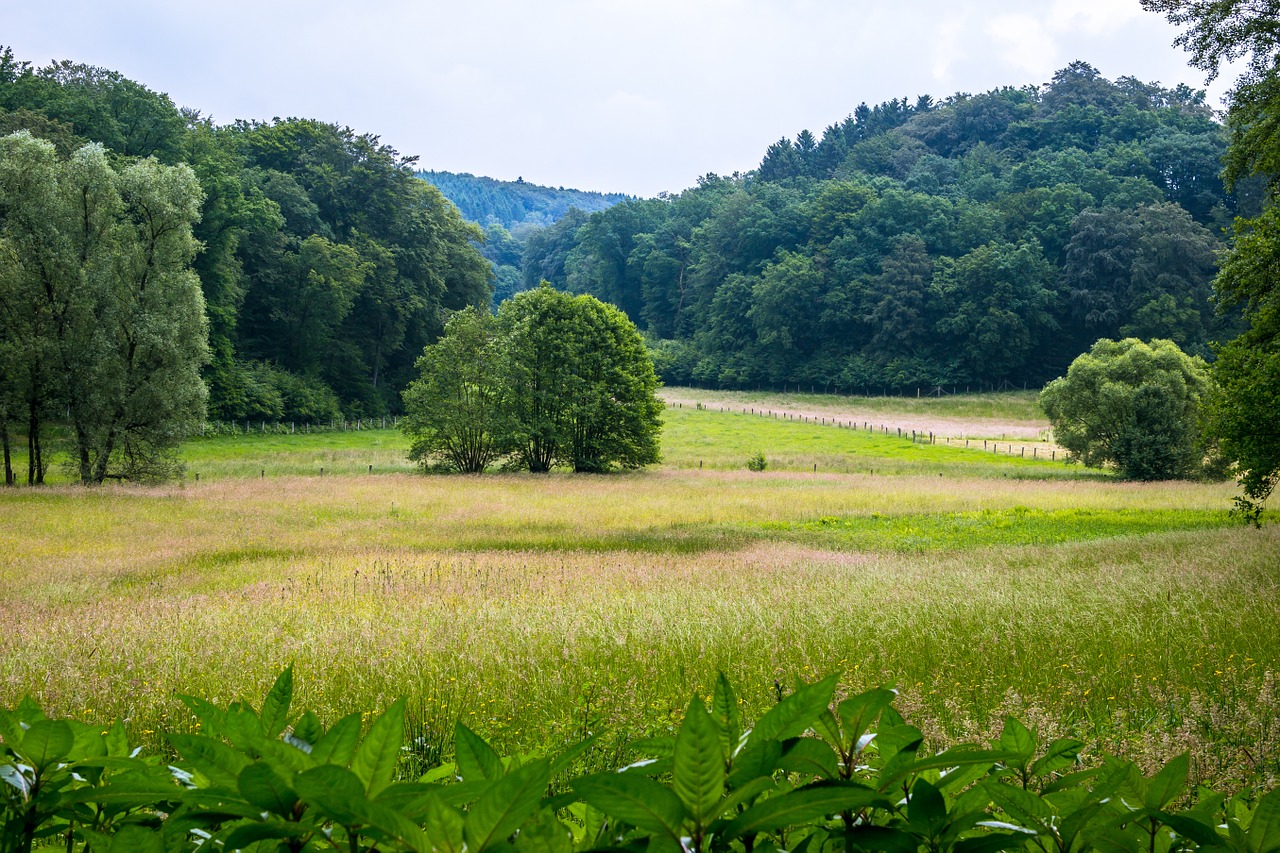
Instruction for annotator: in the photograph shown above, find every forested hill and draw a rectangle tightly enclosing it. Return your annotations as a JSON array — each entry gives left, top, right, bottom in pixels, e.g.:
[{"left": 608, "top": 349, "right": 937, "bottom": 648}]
[
  {"left": 0, "top": 47, "right": 490, "bottom": 423},
  {"left": 525, "top": 61, "right": 1247, "bottom": 392},
  {"left": 418, "top": 170, "right": 630, "bottom": 230}
]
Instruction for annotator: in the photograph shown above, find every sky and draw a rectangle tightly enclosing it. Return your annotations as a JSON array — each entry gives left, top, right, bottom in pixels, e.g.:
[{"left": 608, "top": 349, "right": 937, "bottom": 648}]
[{"left": 3, "top": 0, "right": 1234, "bottom": 197}]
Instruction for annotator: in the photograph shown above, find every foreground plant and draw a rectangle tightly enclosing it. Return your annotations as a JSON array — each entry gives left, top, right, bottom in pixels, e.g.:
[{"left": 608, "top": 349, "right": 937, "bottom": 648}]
[{"left": 2, "top": 667, "right": 1277, "bottom": 852}]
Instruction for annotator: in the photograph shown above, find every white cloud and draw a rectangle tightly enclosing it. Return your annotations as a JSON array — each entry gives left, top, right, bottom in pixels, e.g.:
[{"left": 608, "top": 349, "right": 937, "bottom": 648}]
[{"left": 987, "top": 14, "right": 1061, "bottom": 78}]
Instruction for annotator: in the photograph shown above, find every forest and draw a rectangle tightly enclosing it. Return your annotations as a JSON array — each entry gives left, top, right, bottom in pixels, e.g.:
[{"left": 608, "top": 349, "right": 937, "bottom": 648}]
[
  {"left": 0, "top": 47, "right": 490, "bottom": 436},
  {"left": 519, "top": 62, "right": 1247, "bottom": 391}
]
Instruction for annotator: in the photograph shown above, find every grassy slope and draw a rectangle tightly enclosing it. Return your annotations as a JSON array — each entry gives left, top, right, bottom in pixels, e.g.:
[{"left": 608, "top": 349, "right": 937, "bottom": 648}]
[{"left": 2, "top": 391, "right": 1276, "bottom": 787}]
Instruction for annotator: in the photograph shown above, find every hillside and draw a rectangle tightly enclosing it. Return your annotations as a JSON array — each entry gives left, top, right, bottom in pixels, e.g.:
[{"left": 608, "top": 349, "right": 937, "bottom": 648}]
[
  {"left": 417, "top": 169, "right": 630, "bottom": 231},
  {"left": 526, "top": 62, "right": 1245, "bottom": 392}
]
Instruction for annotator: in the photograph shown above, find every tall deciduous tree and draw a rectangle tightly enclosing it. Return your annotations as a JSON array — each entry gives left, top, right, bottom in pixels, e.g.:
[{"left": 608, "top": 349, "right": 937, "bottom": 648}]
[
  {"left": 400, "top": 306, "right": 506, "bottom": 473},
  {"left": 1143, "top": 0, "right": 1280, "bottom": 515},
  {"left": 0, "top": 132, "right": 208, "bottom": 484}
]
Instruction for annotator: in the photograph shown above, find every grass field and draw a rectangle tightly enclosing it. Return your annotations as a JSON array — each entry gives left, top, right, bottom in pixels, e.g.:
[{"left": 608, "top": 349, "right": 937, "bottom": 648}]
[{"left": 2, "top": 391, "right": 1277, "bottom": 790}]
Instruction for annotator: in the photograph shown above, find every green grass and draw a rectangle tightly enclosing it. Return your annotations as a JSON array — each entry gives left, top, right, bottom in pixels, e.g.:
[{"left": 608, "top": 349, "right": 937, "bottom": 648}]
[
  {"left": 2, "top": 389, "right": 1277, "bottom": 790},
  {"left": 661, "top": 387, "right": 1048, "bottom": 425}
]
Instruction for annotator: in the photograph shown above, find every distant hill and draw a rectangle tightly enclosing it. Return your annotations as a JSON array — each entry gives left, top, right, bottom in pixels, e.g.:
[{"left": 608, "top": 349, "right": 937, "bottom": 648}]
[{"left": 417, "top": 170, "right": 631, "bottom": 231}]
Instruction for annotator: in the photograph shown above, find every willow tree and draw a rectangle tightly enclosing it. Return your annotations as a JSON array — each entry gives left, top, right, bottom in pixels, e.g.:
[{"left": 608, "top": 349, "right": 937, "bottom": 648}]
[{"left": 0, "top": 131, "right": 208, "bottom": 483}]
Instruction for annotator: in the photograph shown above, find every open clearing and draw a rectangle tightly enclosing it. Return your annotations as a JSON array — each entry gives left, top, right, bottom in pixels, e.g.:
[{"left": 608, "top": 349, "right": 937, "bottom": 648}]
[{"left": 2, "top": 392, "right": 1276, "bottom": 789}]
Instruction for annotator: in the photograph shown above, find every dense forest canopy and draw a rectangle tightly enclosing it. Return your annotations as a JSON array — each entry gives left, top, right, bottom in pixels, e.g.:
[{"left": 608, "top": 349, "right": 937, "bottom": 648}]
[
  {"left": 0, "top": 47, "right": 491, "bottom": 426},
  {"left": 524, "top": 62, "right": 1244, "bottom": 391}
]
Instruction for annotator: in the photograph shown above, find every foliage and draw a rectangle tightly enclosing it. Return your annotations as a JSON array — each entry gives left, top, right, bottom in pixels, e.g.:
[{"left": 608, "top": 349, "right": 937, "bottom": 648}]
[
  {"left": 1142, "top": 0, "right": 1280, "bottom": 518},
  {"left": 0, "top": 46, "right": 493, "bottom": 426},
  {"left": 746, "top": 451, "right": 768, "bottom": 471},
  {"left": 401, "top": 307, "right": 507, "bottom": 473},
  {"left": 520, "top": 65, "right": 1234, "bottom": 392},
  {"left": 2, "top": 668, "right": 1278, "bottom": 852},
  {"left": 401, "top": 286, "right": 663, "bottom": 474},
  {"left": 1040, "top": 338, "right": 1215, "bottom": 480},
  {"left": 0, "top": 131, "right": 208, "bottom": 485},
  {"left": 419, "top": 169, "right": 630, "bottom": 230}
]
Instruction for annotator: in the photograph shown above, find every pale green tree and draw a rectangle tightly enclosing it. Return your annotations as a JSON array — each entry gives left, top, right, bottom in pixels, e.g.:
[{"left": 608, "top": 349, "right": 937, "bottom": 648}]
[{"left": 0, "top": 131, "right": 208, "bottom": 483}]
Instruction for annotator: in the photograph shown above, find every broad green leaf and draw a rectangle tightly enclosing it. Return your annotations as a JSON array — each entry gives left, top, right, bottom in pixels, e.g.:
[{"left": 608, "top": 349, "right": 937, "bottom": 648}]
[
  {"left": 464, "top": 758, "right": 552, "bottom": 851},
  {"left": 238, "top": 762, "right": 299, "bottom": 817},
  {"left": 908, "top": 778, "right": 947, "bottom": 838},
  {"left": 778, "top": 737, "right": 840, "bottom": 780},
  {"left": 572, "top": 771, "right": 687, "bottom": 838},
  {"left": 260, "top": 664, "right": 294, "bottom": 739},
  {"left": 985, "top": 781, "right": 1054, "bottom": 832},
  {"left": 672, "top": 695, "right": 726, "bottom": 828},
  {"left": 722, "top": 781, "right": 890, "bottom": 838},
  {"left": 455, "top": 720, "right": 505, "bottom": 782},
  {"left": 421, "top": 792, "right": 466, "bottom": 853},
  {"left": 752, "top": 674, "right": 839, "bottom": 743},
  {"left": 103, "top": 720, "right": 129, "bottom": 759},
  {"left": 1159, "top": 812, "right": 1224, "bottom": 847},
  {"left": 953, "top": 833, "right": 1032, "bottom": 853},
  {"left": 168, "top": 733, "right": 250, "bottom": 788},
  {"left": 728, "top": 738, "right": 782, "bottom": 788},
  {"left": 222, "top": 704, "right": 266, "bottom": 753},
  {"left": 293, "top": 763, "right": 369, "bottom": 825},
  {"left": 291, "top": 710, "right": 324, "bottom": 748},
  {"left": 998, "top": 717, "right": 1036, "bottom": 762},
  {"left": 311, "top": 711, "right": 361, "bottom": 765},
  {"left": 20, "top": 719, "right": 73, "bottom": 770},
  {"left": 352, "top": 698, "right": 406, "bottom": 796},
  {"left": 223, "top": 822, "right": 310, "bottom": 850},
  {"left": 712, "top": 672, "right": 741, "bottom": 758},
  {"left": 175, "top": 694, "right": 227, "bottom": 735},
  {"left": 1145, "top": 751, "right": 1189, "bottom": 811},
  {"left": 1030, "top": 738, "right": 1083, "bottom": 778},
  {"left": 516, "top": 808, "right": 575, "bottom": 853},
  {"left": 881, "top": 748, "right": 1015, "bottom": 791},
  {"left": 1247, "top": 787, "right": 1280, "bottom": 853},
  {"left": 845, "top": 826, "right": 918, "bottom": 853},
  {"left": 837, "top": 688, "right": 896, "bottom": 747}
]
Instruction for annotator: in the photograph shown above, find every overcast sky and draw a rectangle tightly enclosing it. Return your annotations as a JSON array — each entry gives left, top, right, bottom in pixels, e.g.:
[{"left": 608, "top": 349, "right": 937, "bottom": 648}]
[{"left": 4, "top": 0, "right": 1228, "bottom": 197}]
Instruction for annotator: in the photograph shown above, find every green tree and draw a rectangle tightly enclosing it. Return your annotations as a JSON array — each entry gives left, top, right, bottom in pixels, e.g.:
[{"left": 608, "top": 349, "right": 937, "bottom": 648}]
[
  {"left": 0, "top": 132, "right": 208, "bottom": 483},
  {"left": 1143, "top": 0, "right": 1280, "bottom": 515},
  {"left": 1040, "top": 338, "right": 1213, "bottom": 480},
  {"left": 401, "top": 307, "right": 506, "bottom": 473},
  {"left": 497, "top": 285, "right": 662, "bottom": 473}
]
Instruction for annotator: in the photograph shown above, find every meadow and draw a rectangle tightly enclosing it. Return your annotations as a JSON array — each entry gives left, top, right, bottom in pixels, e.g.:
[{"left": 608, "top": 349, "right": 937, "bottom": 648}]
[{"left": 1, "top": 390, "right": 1276, "bottom": 792}]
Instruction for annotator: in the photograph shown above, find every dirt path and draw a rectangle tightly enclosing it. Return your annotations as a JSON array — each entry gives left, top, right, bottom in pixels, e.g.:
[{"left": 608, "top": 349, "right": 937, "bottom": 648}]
[{"left": 659, "top": 389, "right": 1052, "bottom": 442}]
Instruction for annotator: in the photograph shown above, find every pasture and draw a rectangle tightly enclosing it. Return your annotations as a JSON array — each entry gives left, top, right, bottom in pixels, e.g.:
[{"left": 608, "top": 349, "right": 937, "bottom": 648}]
[{"left": 1, "top": 390, "right": 1276, "bottom": 790}]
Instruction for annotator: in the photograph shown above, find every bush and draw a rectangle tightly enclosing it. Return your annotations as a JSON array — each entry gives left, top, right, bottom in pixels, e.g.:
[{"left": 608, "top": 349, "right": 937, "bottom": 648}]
[
  {"left": 2, "top": 668, "right": 1277, "bottom": 852},
  {"left": 1040, "top": 338, "right": 1214, "bottom": 480},
  {"left": 746, "top": 451, "right": 768, "bottom": 471}
]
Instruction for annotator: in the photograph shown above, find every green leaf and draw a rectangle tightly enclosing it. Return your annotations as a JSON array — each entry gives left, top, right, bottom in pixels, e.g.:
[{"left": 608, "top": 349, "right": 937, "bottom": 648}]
[
  {"left": 837, "top": 688, "right": 896, "bottom": 748},
  {"left": 1030, "top": 738, "right": 1083, "bottom": 778},
  {"left": 880, "top": 747, "right": 1014, "bottom": 791},
  {"left": 238, "top": 762, "right": 300, "bottom": 817},
  {"left": 953, "top": 833, "right": 1032, "bottom": 853},
  {"left": 673, "top": 695, "right": 726, "bottom": 829},
  {"left": 907, "top": 778, "right": 947, "bottom": 837},
  {"left": 985, "top": 781, "right": 1054, "bottom": 832},
  {"left": 311, "top": 711, "right": 361, "bottom": 765},
  {"left": 291, "top": 710, "right": 324, "bottom": 749},
  {"left": 455, "top": 720, "right": 505, "bottom": 782},
  {"left": 421, "top": 792, "right": 466, "bottom": 853},
  {"left": 722, "top": 781, "right": 890, "bottom": 838},
  {"left": 19, "top": 719, "right": 73, "bottom": 770},
  {"left": 103, "top": 720, "right": 130, "bottom": 758},
  {"left": 293, "top": 763, "right": 369, "bottom": 825},
  {"left": 1247, "top": 787, "right": 1280, "bottom": 853},
  {"left": 1145, "top": 751, "right": 1189, "bottom": 811},
  {"left": 464, "top": 758, "right": 552, "bottom": 852},
  {"left": 516, "top": 808, "right": 575, "bottom": 853},
  {"left": 998, "top": 717, "right": 1036, "bottom": 763},
  {"left": 176, "top": 694, "right": 227, "bottom": 735},
  {"left": 572, "top": 772, "right": 687, "bottom": 838},
  {"left": 751, "top": 674, "right": 839, "bottom": 744},
  {"left": 549, "top": 734, "right": 596, "bottom": 779},
  {"left": 729, "top": 738, "right": 782, "bottom": 788},
  {"left": 778, "top": 737, "right": 840, "bottom": 780},
  {"left": 1159, "top": 812, "right": 1224, "bottom": 847},
  {"left": 353, "top": 698, "right": 406, "bottom": 797},
  {"left": 260, "top": 664, "right": 294, "bottom": 739},
  {"left": 168, "top": 733, "right": 251, "bottom": 788},
  {"left": 712, "top": 672, "right": 741, "bottom": 758},
  {"left": 223, "top": 822, "right": 310, "bottom": 850}
]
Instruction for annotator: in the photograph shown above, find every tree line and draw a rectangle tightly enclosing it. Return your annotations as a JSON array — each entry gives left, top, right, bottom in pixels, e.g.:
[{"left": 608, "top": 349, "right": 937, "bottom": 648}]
[
  {"left": 0, "top": 47, "right": 492, "bottom": 482},
  {"left": 516, "top": 62, "right": 1243, "bottom": 393}
]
